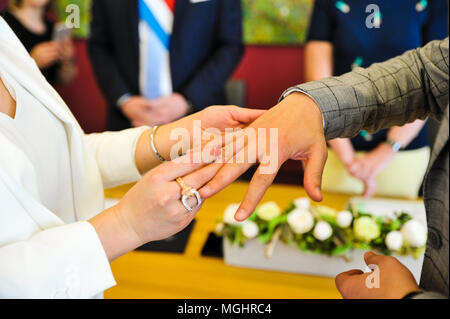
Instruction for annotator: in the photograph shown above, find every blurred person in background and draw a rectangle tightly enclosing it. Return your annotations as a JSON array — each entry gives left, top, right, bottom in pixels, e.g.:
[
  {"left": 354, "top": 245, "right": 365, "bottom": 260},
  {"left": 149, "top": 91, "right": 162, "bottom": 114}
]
[
  {"left": 88, "top": 0, "right": 244, "bottom": 131},
  {"left": 2, "top": 0, "right": 76, "bottom": 86},
  {"left": 304, "top": 0, "right": 448, "bottom": 198}
]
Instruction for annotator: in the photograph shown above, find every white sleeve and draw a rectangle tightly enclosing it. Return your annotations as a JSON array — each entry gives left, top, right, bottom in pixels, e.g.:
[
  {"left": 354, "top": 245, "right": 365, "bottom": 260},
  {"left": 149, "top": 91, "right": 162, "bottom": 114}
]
[
  {"left": 0, "top": 221, "right": 116, "bottom": 299},
  {"left": 85, "top": 126, "right": 149, "bottom": 188}
]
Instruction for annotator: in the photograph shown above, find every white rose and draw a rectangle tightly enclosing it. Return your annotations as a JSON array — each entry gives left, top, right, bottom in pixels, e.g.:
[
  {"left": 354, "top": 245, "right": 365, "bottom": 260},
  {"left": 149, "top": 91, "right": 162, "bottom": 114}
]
[
  {"left": 242, "top": 221, "right": 259, "bottom": 239},
  {"left": 316, "top": 205, "right": 337, "bottom": 219},
  {"left": 401, "top": 220, "right": 427, "bottom": 248},
  {"left": 256, "top": 202, "right": 281, "bottom": 221},
  {"left": 313, "top": 221, "right": 333, "bottom": 241},
  {"left": 293, "top": 197, "right": 310, "bottom": 210},
  {"left": 353, "top": 216, "right": 380, "bottom": 242},
  {"left": 287, "top": 209, "right": 314, "bottom": 234},
  {"left": 223, "top": 203, "right": 244, "bottom": 226},
  {"left": 385, "top": 231, "right": 403, "bottom": 251},
  {"left": 336, "top": 210, "right": 353, "bottom": 228}
]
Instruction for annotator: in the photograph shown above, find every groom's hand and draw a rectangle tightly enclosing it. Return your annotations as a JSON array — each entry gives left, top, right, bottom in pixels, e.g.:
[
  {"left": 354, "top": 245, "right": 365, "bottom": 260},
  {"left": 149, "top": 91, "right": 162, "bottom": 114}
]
[{"left": 199, "top": 92, "right": 328, "bottom": 221}]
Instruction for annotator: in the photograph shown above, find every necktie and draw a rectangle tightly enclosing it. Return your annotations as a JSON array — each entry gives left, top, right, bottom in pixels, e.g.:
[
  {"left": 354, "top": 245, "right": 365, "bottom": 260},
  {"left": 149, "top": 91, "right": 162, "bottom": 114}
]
[{"left": 138, "top": 0, "right": 175, "bottom": 99}]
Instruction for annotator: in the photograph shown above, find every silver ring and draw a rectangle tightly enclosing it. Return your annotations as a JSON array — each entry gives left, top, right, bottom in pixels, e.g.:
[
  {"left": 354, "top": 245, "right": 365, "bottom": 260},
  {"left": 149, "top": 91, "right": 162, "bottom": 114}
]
[
  {"left": 181, "top": 189, "right": 203, "bottom": 212},
  {"left": 175, "top": 177, "right": 203, "bottom": 212}
]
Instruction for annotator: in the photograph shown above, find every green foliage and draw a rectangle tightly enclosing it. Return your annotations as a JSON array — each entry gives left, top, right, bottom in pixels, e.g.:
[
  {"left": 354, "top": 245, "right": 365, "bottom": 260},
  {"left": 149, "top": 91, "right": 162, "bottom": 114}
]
[
  {"left": 220, "top": 201, "right": 425, "bottom": 260},
  {"left": 243, "top": 0, "right": 313, "bottom": 45}
]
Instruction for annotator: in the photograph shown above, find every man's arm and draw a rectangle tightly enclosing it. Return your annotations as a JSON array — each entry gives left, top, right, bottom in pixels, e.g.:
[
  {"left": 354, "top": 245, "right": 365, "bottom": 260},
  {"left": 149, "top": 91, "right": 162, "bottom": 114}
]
[
  {"left": 87, "top": 0, "right": 131, "bottom": 107},
  {"left": 180, "top": 0, "right": 244, "bottom": 110},
  {"left": 201, "top": 38, "right": 449, "bottom": 220},
  {"left": 294, "top": 38, "right": 449, "bottom": 140}
]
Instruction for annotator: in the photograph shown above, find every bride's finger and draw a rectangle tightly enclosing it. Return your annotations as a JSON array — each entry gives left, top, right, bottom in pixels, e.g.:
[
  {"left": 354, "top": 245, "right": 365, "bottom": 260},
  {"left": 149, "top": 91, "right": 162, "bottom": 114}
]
[
  {"left": 152, "top": 148, "right": 221, "bottom": 182},
  {"left": 178, "top": 160, "right": 225, "bottom": 192},
  {"left": 228, "top": 106, "right": 266, "bottom": 124}
]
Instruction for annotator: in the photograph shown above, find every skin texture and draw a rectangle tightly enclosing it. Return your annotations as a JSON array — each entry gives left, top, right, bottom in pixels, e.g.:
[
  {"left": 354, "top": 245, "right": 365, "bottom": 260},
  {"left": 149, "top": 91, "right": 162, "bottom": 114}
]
[
  {"left": 335, "top": 252, "right": 420, "bottom": 299},
  {"left": 305, "top": 41, "right": 427, "bottom": 197},
  {"left": 199, "top": 92, "right": 327, "bottom": 221},
  {"left": 0, "top": 76, "right": 16, "bottom": 119}
]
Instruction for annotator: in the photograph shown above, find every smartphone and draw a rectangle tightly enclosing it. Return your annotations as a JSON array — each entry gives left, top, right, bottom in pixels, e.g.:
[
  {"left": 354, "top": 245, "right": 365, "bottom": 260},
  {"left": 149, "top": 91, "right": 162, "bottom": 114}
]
[{"left": 52, "top": 23, "right": 72, "bottom": 42}]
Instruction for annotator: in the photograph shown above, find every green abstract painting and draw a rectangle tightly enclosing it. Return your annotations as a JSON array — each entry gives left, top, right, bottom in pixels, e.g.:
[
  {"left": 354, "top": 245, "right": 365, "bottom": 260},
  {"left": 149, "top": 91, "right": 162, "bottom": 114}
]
[
  {"left": 54, "top": 0, "right": 313, "bottom": 45},
  {"left": 243, "top": 0, "right": 313, "bottom": 45}
]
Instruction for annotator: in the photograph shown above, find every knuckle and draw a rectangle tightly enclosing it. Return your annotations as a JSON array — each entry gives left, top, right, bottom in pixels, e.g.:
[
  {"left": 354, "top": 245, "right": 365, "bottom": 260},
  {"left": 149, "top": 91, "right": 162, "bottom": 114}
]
[
  {"left": 148, "top": 171, "right": 164, "bottom": 183},
  {"left": 156, "top": 192, "right": 172, "bottom": 208}
]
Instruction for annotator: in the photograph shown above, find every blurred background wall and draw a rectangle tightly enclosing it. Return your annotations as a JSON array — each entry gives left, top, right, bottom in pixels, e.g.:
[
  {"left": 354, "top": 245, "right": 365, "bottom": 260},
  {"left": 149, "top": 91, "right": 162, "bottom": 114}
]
[
  {"left": 0, "top": 0, "right": 308, "bottom": 184},
  {"left": 0, "top": 0, "right": 306, "bottom": 134}
]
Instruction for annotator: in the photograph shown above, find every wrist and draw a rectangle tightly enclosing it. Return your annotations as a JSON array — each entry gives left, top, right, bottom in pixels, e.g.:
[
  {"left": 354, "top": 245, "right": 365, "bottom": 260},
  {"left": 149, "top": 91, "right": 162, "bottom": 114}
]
[
  {"left": 88, "top": 205, "right": 142, "bottom": 262},
  {"left": 282, "top": 92, "right": 324, "bottom": 131},
  {"left": 117, "top": 93, "right": 133, "bottom": 109},
  {"left": 152, "top": 123, "right": 178, "bottom": 161},
  {"left": 384, "top": 138, "right": 403, "bottom": 153},
  {"left": 377, "top": 142, "right": 397, "bottom": 157}
]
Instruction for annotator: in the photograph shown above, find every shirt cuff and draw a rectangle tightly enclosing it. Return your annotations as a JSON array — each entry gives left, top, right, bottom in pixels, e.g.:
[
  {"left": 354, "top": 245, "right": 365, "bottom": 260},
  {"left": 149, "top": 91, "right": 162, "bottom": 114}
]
[{"left": 116, "top": 93, "right": 132, "bottom": 109}]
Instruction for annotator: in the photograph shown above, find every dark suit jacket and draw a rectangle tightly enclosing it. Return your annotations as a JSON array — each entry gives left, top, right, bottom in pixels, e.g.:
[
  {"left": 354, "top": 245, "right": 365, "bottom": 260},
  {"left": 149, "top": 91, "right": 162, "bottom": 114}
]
[{"left": 88, "top": 0, "right": 244, "bottom": 130}]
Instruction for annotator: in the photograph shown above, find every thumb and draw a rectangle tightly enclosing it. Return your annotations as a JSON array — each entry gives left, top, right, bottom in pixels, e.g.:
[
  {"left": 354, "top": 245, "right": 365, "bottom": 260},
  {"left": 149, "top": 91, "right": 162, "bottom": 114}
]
[
  {"left": 335, "top": 269, "right": 365, "bottom": 298},
  {"left": 364, "top": 251, "right": 383, "bottom": 267},
  {"left": 303, "top": 143, "right": 328, "bottom": 202},
  {"left": 229, "top": 106, "right": 266, "bottom": 124}
]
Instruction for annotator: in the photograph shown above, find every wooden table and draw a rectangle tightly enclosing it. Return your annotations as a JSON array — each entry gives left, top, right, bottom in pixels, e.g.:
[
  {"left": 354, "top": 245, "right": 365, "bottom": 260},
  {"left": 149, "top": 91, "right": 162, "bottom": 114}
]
[{"left": 104, "top": 182, "right": 350, "bottom": 299}]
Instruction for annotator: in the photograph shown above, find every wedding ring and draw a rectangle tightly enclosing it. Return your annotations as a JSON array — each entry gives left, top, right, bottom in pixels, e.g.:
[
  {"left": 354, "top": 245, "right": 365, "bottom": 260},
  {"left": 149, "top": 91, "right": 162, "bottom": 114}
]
[{"left": 175, "top": 177, "right": 202, "bottom": 212}]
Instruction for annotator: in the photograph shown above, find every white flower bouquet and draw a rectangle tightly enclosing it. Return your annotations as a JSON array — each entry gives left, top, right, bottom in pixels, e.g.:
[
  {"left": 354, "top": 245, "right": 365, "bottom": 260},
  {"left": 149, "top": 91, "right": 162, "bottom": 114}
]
[{"left": 216, "top": 198, "right": 427, "bottom": 260}]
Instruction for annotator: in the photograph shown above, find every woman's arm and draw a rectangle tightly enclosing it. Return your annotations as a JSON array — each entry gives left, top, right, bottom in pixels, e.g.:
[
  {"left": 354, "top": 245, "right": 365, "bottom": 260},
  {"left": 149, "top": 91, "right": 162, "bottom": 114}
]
[
  {"left": 347, "top": 119, "right": 429, "bottom": 197},
  {"left": 386, "top": 119, "right": 428, "bottom": 148},
  {"left": 87, "top": 106, "right": 265, "bottom": 188},
  {"left": 134, "top": 106, "right": 266, "bottom": 174},
  {"left": 304, "top": 41, "right": 333, "bottom": 82}
]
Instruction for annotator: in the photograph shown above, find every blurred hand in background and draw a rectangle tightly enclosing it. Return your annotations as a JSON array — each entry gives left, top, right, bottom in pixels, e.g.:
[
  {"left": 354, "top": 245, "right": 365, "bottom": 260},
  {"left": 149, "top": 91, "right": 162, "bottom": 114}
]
[{"left": 30, "top": 41, "right": 61, "bottom": 70}]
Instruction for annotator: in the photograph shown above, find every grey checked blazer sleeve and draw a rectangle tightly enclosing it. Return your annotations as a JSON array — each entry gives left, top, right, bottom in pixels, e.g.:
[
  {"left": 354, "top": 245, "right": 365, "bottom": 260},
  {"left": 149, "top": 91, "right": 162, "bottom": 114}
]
[{"left": 290, "top": 38, "right": 449, "bottom": 140}]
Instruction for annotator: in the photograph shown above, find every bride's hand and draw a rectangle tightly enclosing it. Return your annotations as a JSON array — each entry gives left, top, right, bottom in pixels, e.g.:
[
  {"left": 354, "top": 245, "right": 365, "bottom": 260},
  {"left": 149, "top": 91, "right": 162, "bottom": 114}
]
[
  {"left": 89, "top": 149, "right": 220, "bottom": 262},
  {"left": 154, "top": 105, "right": 266, "bottom": 161}
]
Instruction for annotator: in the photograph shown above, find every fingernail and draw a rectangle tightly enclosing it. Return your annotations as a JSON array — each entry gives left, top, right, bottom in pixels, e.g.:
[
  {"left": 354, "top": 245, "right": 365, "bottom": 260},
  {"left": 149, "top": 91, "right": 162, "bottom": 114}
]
[{"left": 235, "top": 209, "right": 246, "bottom": 221}]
